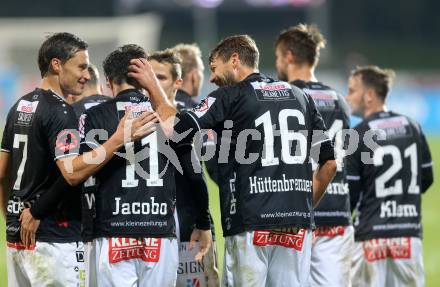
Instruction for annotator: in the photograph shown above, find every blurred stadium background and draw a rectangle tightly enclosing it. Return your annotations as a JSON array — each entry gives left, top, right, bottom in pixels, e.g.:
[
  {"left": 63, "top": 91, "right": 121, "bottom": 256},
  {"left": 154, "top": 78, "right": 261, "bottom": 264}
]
[{"left": 0, "top": 0, "right": 439, "bottom": 285}]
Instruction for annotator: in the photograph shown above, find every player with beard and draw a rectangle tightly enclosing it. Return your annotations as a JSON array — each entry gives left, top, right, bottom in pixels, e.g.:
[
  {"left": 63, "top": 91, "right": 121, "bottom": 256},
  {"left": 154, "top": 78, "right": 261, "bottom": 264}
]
[
  {"left": 128, "top": 35, "right": 337, "bottom": 287},
  {"left": 148, "top": 49, "right": 220, "bottom": 287},
  {"left": 346, "top": 66, "right": 433, "bottom": 287},
  {"left": 275, "top": 24, "right": 353, "bottom": 286},
  {"left": 172, "top": 43, "right": 220, "bottom": 194},
  {"left": 80, "top": 45, "right": 212, "bottom": 286},
  {"left": 72, "top": 64, "right": 112, "bottom": 118}
]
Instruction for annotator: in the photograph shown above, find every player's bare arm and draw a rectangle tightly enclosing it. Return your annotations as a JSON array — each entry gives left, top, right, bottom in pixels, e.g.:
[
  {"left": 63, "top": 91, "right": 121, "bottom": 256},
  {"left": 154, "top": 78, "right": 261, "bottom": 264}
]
[
  {"left": 128, "top": 58, "right": 178, "bottom": 138},
  {"left": 312, "top": 159, "right": 337, "bottom": 208},
  {"left": 0, "top": 152, "right": 10, "bottom": 220},
  {"left": 57, "top": 111, "right": 157, "bottom": 186}
]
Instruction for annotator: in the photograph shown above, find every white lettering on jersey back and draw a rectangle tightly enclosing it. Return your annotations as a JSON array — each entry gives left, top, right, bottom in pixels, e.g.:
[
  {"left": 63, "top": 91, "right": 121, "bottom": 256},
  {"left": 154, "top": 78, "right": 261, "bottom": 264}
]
[
  {"left": 84, "top": 193, "right": 95, "bottom": 210},
  {"left": 325, "top": 182, "right": 349, "bottom": 195},
  {"left": 7, "top": 199, "right": 25, "bottom": 215},
  {"left": 380, "top": 200, "right": 418, "bottom": 218},
  {"left": 112, "top": 197, "right": 167, "bottom": 215},
  {"left": 249, "top": 174, "right": 312, "bottom": 194}
]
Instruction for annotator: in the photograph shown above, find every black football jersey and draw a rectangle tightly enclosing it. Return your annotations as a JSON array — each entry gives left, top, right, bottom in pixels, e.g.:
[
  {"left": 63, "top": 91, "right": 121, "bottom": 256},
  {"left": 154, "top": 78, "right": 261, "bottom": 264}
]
[
  {"left": 1, "top": 88, "right": 81, "bottom": 243},
  {"left": 175, "top": 89, "right": 197, "bottom": 112},
  {"left": 173, "top": 89, "right": 214, "bottom": 242},
  {"left": 347, "top": 111, "right": 433, "bottom": 241},
  {"left": 175, "top": 73, "right": 333, "bottom": 236},
  {"left": 79, "top": 89, "right": 176, "bottom": 238},
  {"left": 72, "top": 94, "right": 112, "bottom": 118},
  {"left": 292, "top": 80, "right": 351, "bottom": 226},
  {"left": 72, "top": 94, "right": 110, "bottom": 241}
]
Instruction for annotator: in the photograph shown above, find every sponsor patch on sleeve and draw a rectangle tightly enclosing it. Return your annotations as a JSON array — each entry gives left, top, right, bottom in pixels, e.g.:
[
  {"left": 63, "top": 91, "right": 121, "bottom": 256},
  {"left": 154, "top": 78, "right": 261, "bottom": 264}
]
[
  {"left": 55, "top": 129, "right": 80, "bottom": 156},
  {"left": 109, "top": 237, "right": 161, "bottom": 264},
  {"left": 253, "top": 228, "right": 306, "bottom": 251},
  {"left": 15, "top": 100, "right": 39, "bottom": 126},
  {"left": 362, "top": 237, "right": 411, "bottom": 262},
  {"left": 192, "top": 97, "right": 216, "bottom": 118}
]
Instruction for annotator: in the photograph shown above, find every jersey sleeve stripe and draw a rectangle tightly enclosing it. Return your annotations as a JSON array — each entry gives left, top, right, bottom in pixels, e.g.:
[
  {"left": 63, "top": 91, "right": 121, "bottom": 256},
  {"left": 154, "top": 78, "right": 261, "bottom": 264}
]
[
  {"left": 186, "top": 111, "right": 201, "bottom": 132},
  {"left": 346, "top": 175, "right": 361, "bottom": 181},
  {"left": 54, "top": 153, "right": 79, "bottom": 161},
  {"left": 421, "top": 162, "right": 433, "bottom": 168}
]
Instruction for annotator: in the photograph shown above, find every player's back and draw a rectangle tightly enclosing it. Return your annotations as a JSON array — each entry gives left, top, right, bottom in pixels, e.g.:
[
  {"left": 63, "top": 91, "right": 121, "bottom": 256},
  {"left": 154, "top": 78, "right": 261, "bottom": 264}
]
[
  {"left": 80, "top": 89, "right": 176, "bottom": 239},
  {"left": 72, "top": 94, "right": 112, "bottom": 118},
  {"left": 292, "top": 80, "right": 351, "bottom": 226},
  {"left": 2, "top": 88, "right": 80, "bottom": 242},
  {"left": 350, "top": 111, "right": 430, "bottom": 240},
  {"left": 197, "top": 73, "right": 327, "bottom": 235}
]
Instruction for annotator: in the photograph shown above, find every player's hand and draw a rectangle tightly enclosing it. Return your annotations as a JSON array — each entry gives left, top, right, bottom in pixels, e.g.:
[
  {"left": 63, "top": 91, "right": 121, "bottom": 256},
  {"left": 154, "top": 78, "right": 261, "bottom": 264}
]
[
  {"left": 189, "top": 228, "right": 212, "bottom": 262},
  {"left": 113, "top": 110, "right": 158, "bottom": 145},
  {"left": 127, "top": 58, "right": 158, "bottom": 90},
  {"left": 19, "top": 208, "right": 40, "bottom": 247}
]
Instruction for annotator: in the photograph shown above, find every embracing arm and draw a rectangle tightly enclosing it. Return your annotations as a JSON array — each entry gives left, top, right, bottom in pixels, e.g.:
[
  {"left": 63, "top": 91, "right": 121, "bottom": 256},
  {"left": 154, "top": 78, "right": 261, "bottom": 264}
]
[
  {"left": 128, "top": 58, "right": 178, "bottom": 138},
  {"left": 57, "top": 111, "right": 157, "bottom": 186}
]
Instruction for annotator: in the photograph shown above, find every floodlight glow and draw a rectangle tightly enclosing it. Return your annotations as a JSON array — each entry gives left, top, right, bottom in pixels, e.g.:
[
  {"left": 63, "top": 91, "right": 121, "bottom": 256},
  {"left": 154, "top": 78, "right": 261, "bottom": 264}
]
[{"left": 194, "top": 0, "right": 223, "bottom": 8}]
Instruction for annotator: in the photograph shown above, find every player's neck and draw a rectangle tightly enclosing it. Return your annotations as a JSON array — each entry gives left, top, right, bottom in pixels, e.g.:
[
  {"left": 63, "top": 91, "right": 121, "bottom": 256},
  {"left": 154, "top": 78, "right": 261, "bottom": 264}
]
[
  {"left": 287, "top": 65, "right": 317, "bottom": 83},
  {"left": 112, "top": 83, "right": 139, "bottom": 97},
  {"left": 364, "top": 104, "right": 387, "bottom": 118},
  {"left": 41, "top": 76, "right": 69, "bottom": 100},
  {"left": 238, "top": 67, "right": 259, "bottom": 82}
]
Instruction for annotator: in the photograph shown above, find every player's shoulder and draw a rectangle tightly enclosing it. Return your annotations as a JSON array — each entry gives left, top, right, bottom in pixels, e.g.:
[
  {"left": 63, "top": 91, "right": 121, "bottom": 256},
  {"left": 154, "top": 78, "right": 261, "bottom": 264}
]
[
  {"left": 13, "top": 88, "right": 57, "bottom": 109},
  {"left": 83, "top": 96, "right": 115, "bottom": 117},
  {"left": 296, "top": 80, "right": 344, "bottom": 100},
  {"left": 387, "top": 111, "right": 423, "bottom": 134}
]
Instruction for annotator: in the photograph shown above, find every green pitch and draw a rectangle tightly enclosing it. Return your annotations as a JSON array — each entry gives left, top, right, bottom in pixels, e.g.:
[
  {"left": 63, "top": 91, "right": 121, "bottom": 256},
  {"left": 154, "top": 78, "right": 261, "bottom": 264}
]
[{"left": 1, "top": 138, "right": 439, "bottom": 286}]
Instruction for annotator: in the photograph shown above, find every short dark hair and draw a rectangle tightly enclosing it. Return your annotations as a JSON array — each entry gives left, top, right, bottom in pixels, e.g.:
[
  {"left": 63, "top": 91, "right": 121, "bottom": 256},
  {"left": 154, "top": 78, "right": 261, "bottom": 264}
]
[
  {"left": 209, "top": 35, "right": 259, "bottom": 69},
  {"left": 38, "top": 32, "right": 88, "bottom": 78},
  {"left": 172, "top": 43, "right": 203, "bottom": 79},
  {"left": 86, "top": 63, "right": 100, "bottom": 87},
  {"left": 147, "top": 49, "right": 182, "bottom": 81},
  {"left": 103, "top": 44, "right": 147, "bottom": 87},
  {"left": 275, "top": 24, "right": 326, "bottom": 67},
  {"left": 351, "top": 65, "right": 396, "bottom": 101}
]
